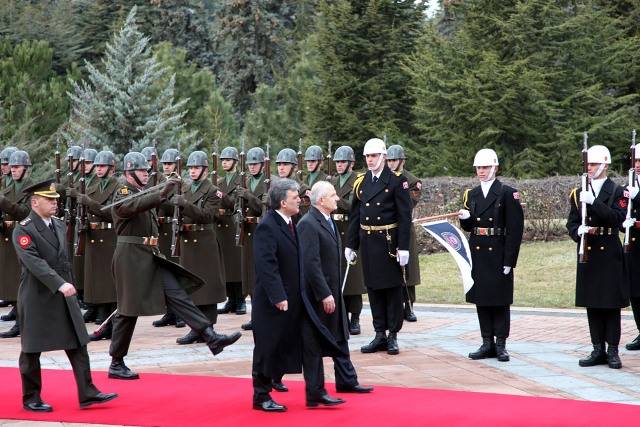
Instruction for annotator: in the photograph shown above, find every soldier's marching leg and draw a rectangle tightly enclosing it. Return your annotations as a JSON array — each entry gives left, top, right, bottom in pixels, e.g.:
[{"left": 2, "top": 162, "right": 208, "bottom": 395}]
[
  {"left": 234, "top": 284, "right": 247, "bottom": 315},
  {"left": 386, "top": 287, "right": 404, "bottom": 355},
  {"left": 177, "top": 304, "right": 216, "bottom": 345},
  {"left": 579, "top": 308, "right": 607, "bottom": 367},
  {"left": 152, "top": 309, "right": 177, "bottom": 327},
  {"left": 108, "top": 314, "right": 139, "bottom": 380},
  {"left": 89, "top": 303, "right": 115, "bottom": 341},
  {"left": 218, "top": 284, "right": 237, "bottom": 314},
  {"left": 604, "top": 308, "right": 622, "bottom": 369},
  {"left": 493, "top": 306, "right": 510, "bottom": 362},
  {"left": 344, "top": 295, "right": 362, "bottom": 335},
  {"left": 404, "top": 286, "right": 417, "bottom": 322},
  {"left": 19, "top": 351, "right": 45, "bottom": 409},
  {"left": 626, "top": 297, "right": 640, "bottom": 350},
  {"left": 469, "top": 306, "right": 497, "bottom": 360}
]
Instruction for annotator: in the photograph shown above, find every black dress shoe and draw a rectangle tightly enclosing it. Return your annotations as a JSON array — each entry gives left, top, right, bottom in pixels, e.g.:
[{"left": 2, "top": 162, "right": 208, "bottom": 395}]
[
  {"left": 152, "top": 312, "right": 176, "bottom": 327},
  {"left": 23, "top": 402, "right": 53, "bottom": 412},
  {"left": 469, "top": 338, "right": 497, "bottom": 360},
  {"left": 349, "top": 314, "right": 361, "bottom": 335},
  {"left": 253, "top": 399, "right": 287, "bottom": 412},
  {"left": 80, "top": 392, "right": 118, "bottom": 408},
  {"left": 202, "top": 328, "right": 242, "bottom": 355},
  {"left": 175, "top": 317, "right": 186, "bottom": 328},
  {"left": 361, "top": 332, "right": 387, "bottom": 353},
  {"left": 241, "top": 321, "right": 252, "bottom": 330},
  {"left": 271, "top": 380, "right": 288, "bottom": 392},
  {"left": 607, "top": 345, "right": 622, "bottom": 369},
  {"left": 387, "top": 332, "right": 399, "bottom": 355},
  {"left": 306, "top": 394, "right": 345, "bottom": 408},
  {"left": 404, "top": 304, "right": 417, "bottom": 322},
  {"left": 89, "top": 323, "right": 112, "bottom": 341},
  {"left": 336, "top": 384, "right": 373, "bottom": 393},
  {"left": 1, "top": 306, "right": 16, "bottom": 322},
  {"left": 235, "top": 299, "right": 247, "bottom": 315},
  {"left": 0, "top": 323, "right": 20, "bottom": 338},
  {"left": 108, "top": 359, "right": 139, "bottom": 380},
  {"left": 579, "top": 344, "right": 607, "bottom": 367},
  {"left": 176, "top": 329, "right": 204, "bottom": 345},
  {"left": 626, "top": 334, "right": 640, "bottom": 351},
  {"left": 217, "top": 299, "right": 236, "bottom": 315}
]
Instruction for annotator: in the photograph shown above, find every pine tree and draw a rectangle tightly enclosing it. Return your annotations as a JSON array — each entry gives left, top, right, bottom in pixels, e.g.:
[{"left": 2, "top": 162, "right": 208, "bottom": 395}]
[{"left": 66, "top": 7, "right": 195, "bottom": 156}]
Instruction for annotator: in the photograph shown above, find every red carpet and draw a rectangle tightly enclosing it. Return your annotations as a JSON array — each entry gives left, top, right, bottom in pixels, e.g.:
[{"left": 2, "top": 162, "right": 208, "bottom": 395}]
[{"left": 0, "top": 367, "right": 638, "bottom": 426}]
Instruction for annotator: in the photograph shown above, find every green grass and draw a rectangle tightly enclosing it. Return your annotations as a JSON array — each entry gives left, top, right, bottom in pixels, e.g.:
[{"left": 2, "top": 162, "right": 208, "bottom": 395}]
[{"left": 416, "top": 239, "right": 578, "bottom": 308}]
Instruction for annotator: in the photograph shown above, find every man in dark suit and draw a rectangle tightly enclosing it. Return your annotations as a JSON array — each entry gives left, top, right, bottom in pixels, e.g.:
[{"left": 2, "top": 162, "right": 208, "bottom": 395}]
[
  {"left": 12, "top": 179, "right": 117, "bottom": 412},
  {"left": 298, "top": 181, "right": 373, "bottom": 403}
]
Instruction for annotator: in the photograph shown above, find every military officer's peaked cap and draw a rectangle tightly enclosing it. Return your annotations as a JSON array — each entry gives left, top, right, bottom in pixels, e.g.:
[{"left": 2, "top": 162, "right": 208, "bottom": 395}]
[{"left": 23, "top": 178, "right": 60, "bottom": 199}]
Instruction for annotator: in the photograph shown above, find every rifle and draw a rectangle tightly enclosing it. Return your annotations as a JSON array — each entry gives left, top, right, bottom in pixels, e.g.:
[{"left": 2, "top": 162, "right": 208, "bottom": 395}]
[
  {"left": 64, "top": 153, "right": 76, "bottom": 244},
  {"left": 211, "top": 139, "right": 219, "bottom": 182},
  {"left": 74, "top": 145, "right": 88, "bottom": 256},
  {"left": 54, "top": 140, "right": 63, "bottom": 216},
  {"left": 578, "top": 132, "right": 589, "bottom": 263},
  {"left": 326, "top": 140, "right": 333, "bottom": 180},
  {"left": 170, "top": 148, "right": 183, "bottom": 257},
  {"left": 297, "top": 137, "right": 304, "bottom": 181},
  {"left": 234, "top": 138, "right": 246, "bottom": 246},
  {"left": 264, "top": 142, "right": 271, "bottom": 193},
  {"left": 624, "top": 129, "right": 637, "bottom": 253},
  {"left": 150, "top": 140, "right": 159, "bottom": 187}
]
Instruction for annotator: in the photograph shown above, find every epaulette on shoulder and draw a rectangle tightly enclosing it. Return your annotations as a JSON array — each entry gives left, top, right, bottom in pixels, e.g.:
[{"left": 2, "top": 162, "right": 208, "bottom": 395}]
[
  {"left": 19, "top": 217, "right": 31, "bottom": 226},
  {"left": 353, "top": 173, "right": 366, "bottom": 200},
  {"left": 570, "top": 187, "right": 578, "bottom": 209},
  {"left": 118, "top": 186, "right": 129, "bottom": 196},
  {"left": 395, "top": 171, "right": 402, "bottom": 177},
  {"left": 463, "top": 189, "right": 470, "bottom": 210}
]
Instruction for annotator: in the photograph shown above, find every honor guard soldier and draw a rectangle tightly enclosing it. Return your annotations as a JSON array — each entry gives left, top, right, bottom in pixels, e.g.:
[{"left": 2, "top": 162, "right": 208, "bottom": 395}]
[
  {"left": 624, "top": 148, "right": 640, "bottom": 351},
  {"left": 331, "top": 145, "right": 366, "bottom": 335},
  {"left": 345, "top": 138, "right": 412, "bottom": 355},
  {"left": 171, "top": 151, "right": 233, "bottom": 346},
  {"left": 1, "top": 146, "right": 18, "bottom": 188},
  {"left": 13, "top": 179, "right": 117, "bottom": 412},
  {"left": 0, "top": 150, "right": 34, "bottom": 338},
  {"left": 300, "top": 145, "right": 326, "bottom": 218},
  {"left": 458, "top": 149, "right": 524, "bottom": 362},
  {"left": 216, "top": 146, "right": 246, "bottom": 315},
  {"left": 107, "top": 152, "right": 241, "bottom": 380},
  {"left": 240, "top": 147, "right": 272, "bottom": 332},
  {"left": 386, "top": 144, "right": 421, "bottom": 322},
  {"left": 567, "top": 145, "right": 628, "bottom": 369},
  {"left": 76, "top": 150, "right": 119, "bottom": 341},
  {"left": 151, "top": 148, "right": 185, "bottom": 329},
  {"left": 276, "top": 148, "right": 310, "bottom": 223}
]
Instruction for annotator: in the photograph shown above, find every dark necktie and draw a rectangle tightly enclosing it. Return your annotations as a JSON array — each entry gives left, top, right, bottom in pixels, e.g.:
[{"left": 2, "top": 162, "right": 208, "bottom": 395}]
[
  {"left": 373, "top": 176, "right": 379, "bottom": 184},
  {"left": 48, "top": 221, "right": 58, "bottom": 242},
  {"left": 327, "top": 217, "right": 336, "bottom": 237},
  {"left": 288, "top": 220, "right": 295, "bottom": 237}
]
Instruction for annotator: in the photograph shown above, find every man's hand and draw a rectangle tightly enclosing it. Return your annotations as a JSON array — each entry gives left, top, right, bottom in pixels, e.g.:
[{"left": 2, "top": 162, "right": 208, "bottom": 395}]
[
  {"left": 77, "top": 194, "right": 92, "bottom": 206},
  {"left": 503, "top": 266, "right": 512, "bottom": 275},
  {"left": 160, "top": 179, "right": 179, "bottom": 198},
  {"left": 322, "top": 295, "right": 335, "bottom": 314},
  {"left": 170, "top": 194, "right": 187, "bottom": 207},
  {"left": 275, "top": 300, "right": 288, "bottom": 311},
  {"left": 458, "top": 209, "right": 471, "bottom": 220},
  {"left": 344, "top": 247, "right": 356, "bottom": 263},
  {"left": 397, "top": 250, "right": 409, "bottom": 266},
  {"left": 579, "top": 190, "right": 595, "bottom": 205},
  {"left": 626, "top": 185, "right": 640, "bottom": 200},
  {"left": 577, "top": 225, "right": 592, "bottom": 236},
  {"left": 58, "top": 282, "right": 77, "bottom": 297},
  {"left": 623, "top": 217, "right": 636, "bottom": 229}
]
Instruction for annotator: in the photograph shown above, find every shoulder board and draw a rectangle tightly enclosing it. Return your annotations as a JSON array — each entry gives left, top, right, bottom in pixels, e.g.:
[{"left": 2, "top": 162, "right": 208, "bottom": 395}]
[
  {"left": 353, "top": 173, "right": 366, "bottom": 200},
  {"left": 395, "top": 171, "right": 402, "bottom": 177},
  {"left": 19, "top": 217, "right": 31, "bottom": 226},
  {"left": 118, "top": 186, "right": 129, "bottom": 196},
  {"left": 463, "top": 189, "right": 470, "bottom": 210}
]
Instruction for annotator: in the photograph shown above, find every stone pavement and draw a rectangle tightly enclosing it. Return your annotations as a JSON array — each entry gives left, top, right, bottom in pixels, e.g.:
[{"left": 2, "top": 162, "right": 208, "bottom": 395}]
[{"left": 1, "top": 303, "right": 640, "bottom": 426}]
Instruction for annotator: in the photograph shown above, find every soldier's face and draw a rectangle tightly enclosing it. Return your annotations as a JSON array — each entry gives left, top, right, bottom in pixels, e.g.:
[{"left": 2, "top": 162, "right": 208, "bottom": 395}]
[
  {"left": 162, "top": 163, "right": 176, "bottom": 174},
  {"left": 70, "top": 160, "right": 79, "bottom": 171},
  {"left": 386, "top": 159, "right": 401, "bottom": 171},
  {"left": 84, "top": 161, "right": 93, "bottom": 174},
  {"left": 221, "top": 159, "right": 235, "bottom": 171},
  {"left": 129, "top": 170, "right": 148, "bottom": 187},
  {"left": 475, "top": 166, "right": 495, "bottom": 181},
  {"left": 189, "top": 166, "right": 205, "bottom": 180},
  {"left": 277, "top": 163, "right": 293, "bottom": 178},
  {"left": 95, "top": 165, "right": 110, "bottom": 178},
  {"left": 335, "top": 161, "right": 349, "bottom": 174},
  {"left": 32, "top": 195, "right": 58, "bottom": 218},
  {"left": 365, "top": 154, "right": 384, "bottom": 172},
  {"left": 147, "top": 160, "right": 154, "bottom": 169},
  {"left": 280, "top": 189, "right": 300, "bottom": 216},
  {"left": 588, "top": 163, "right": 607, "bottom": 179},
  {"left": 306, "top": 160, "right": 320, "bottom": 172},
  {"left": 10, "top": 166, "right": 25, "bottom": 180},
  {"left": 248, "top": 163, "right": 262, "bottom": 176},
  {"left": 635, "top": 159, "right": 640, "bottom": 175},
  {"left": 0, "top": 164, "right": 9, "bottom": 175}
]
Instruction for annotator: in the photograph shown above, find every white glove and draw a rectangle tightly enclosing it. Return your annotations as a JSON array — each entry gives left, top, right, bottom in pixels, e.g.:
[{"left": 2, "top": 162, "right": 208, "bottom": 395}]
[
  {"left": 344, "top": 247, "right": 356, "bottom": 263},
  {"left": 626, "top": 185, "right": 639, "bottom": 200},
  {"left": 577, "top": 225, "right": 591, "bottom": 236},
  {"left": 623, "top": 217, "right": 636, "bottom": 229},
  {"left": 397, "top": 250, "right": 409, "bottom": 266},
  {"left": 503, "top": 266, "right": 511, "bottom": 275},
  {"left": 458, "top": 209, "right": 470, "bottom": 220},
  {"left": 579, "top": 190, "right": 595, "bottom": 205}
]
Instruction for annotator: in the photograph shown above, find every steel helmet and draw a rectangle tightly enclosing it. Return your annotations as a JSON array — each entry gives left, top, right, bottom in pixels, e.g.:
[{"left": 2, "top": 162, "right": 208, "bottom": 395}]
[
  {"left": 363, "top": 138, "right": 387, "bottom": 155},
  {"left": 123, "top": 152, "right": 148, "bottom": 171},
  {"left": 0, "top": 146, "right": 18, "bottom": 164},
  {"left": 276, "top": 148, "right": 297, "bottom": 164},
  {"left": 160, "top": 148, "right": 180, "bottom": 163},
  {"left": 587, "top": 145, "right": 611, "bottom": 164},
  {"left": 247, "top": 147, "right": 266, "bottom": 164},
  {"left": 304, "top": 145, "right": 323, "bottom": 161},
  {"left": 66, "top": 145, "right": 83, "bottom": 160},
  {"left": 386, "top": 145, "right": 406, "bottom": 160},
  {"left": 333, "top": 146, "right": 355, "bottom": 162},
  {"left": 220, "top": 146, "right": 239, "bottom": 161},
  {"left": 141, "top": 146, "right": 157, "bottom": 162},
  {"left": 473, "top": 148, "right": 499, "bottom": 167},
  {"left": 94, "top": 150, "right": 116, "bottom": 166},
  {"left": 9, "top": 150, "right": 31, "bottom": 167},
  {"left": 186, "top": 151, "right": 209, "bottom": 167},
  {"left": 83, "top": 148, "right": 98, "bottom": 163}
]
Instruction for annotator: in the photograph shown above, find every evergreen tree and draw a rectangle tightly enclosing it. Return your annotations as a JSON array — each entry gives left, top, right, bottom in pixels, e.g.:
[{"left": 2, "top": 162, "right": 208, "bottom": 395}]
[{"left": 66, "top": 7, "right": 195, "bottom": 155}]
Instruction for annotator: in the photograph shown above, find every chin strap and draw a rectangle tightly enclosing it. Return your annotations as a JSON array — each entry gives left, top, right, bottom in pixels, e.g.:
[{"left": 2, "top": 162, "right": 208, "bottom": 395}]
[
  {"left": 481, "top": 165, "right": 496, "bottom": 182},
  {"left": 591, "top": 163, "right": 606, "bottom": 180},
  {"left": 368, "top": 155, "right": 385, "bottom": 172}
]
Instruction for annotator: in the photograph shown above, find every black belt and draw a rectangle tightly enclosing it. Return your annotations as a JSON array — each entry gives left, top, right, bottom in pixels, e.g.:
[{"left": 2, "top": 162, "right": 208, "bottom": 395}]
[
  {"left": 245, "top": 217, "right": 260, "bottom": 224},
  {"left": 182, "top": 224, "right": 214, "bottom": 232},
  {"left": 89, "top": 222, "right": 113, "bottom": 230},
  {"left": 472, "top": 227, "right": 506, "bottom": 236},
  {"left": 117, "top": 236, "right": 159, "bottom": 247},
  {"left": 588, "top": 227, "right": 615, "bottom": 236}
]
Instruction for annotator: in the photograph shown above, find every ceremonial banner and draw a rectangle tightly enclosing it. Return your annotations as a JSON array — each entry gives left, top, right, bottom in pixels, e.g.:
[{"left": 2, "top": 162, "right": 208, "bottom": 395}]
[{"left": 420, "top": 220, "right": 474, "bottom": 294}]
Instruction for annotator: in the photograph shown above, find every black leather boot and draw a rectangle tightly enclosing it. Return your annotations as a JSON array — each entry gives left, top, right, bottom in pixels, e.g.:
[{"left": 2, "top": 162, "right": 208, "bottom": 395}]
[
  {"left": 349, "top": 314, "right": 361, "bottom": 335},
  {"left": 152, "top": 312, "right": 176, "bottom": 327},
  {"left": 1, "top": 306, "right": 16, "bottom": 322},
  {"left": 83, "top": 306, "right": 97, "bottom": 323},
  {"left": 404, "top": 304, "right": 417, "bottom": 322},
  {"left": 176, "top": 329, "right": 204, "bottom": 345},
  {"left": 175, "top": 317, "right": 186, "bottom": 328},
  {"left": 361, "top": 332, "right": 388, "bottom": 353},
  {"left": 217, "top": 299, "right": 236, "bottom": 314},
  {"left": 235, "top": 298, "right": 247, "bottom": 315},
  {"left": 468, "top": 337, "right": 496, "bottom": 360},
  {"left": 202, "top": 327, "right": 242, "bottom": 355},
  {"left": 625, "top": 334, "right": 640, "bottom": 351},
  {"left": 387, "top": 332, "right": 399, "bottom": 355},
  {"left": 108, "top": 358, "right": 139, "bottom": 380},
  {"left": 0, "top": 323, "right": 19, "bottom": 338},
  {"left": 241, "top": 321, "right": 252, "bottom": 330},
  {"left": 89, "top": 322, "right": 112, "bottom": 341},
  {"left": 578, "top": 344, "right": 607, "bottom": 367},
  {"left": 607, "top": 345, "right": 622, "bottom": 369},
  {"left": 495, "top": 337, "right": 510, "bottom": 362}
]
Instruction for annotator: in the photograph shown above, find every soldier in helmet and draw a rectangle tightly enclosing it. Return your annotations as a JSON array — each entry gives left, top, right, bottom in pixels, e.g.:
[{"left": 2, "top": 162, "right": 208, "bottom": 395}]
[
  {"left": 0, "top": 150, "right": 34, "bottom": 338},
  {"left": 75, "top": 150, "right": 120, "bottom": 341},
  {"left": 345, "top": 138, "right": 412, "bottom": 355},
  {"left": 276, "top": 148, "right": 310, "bottom": 223},
  {"left": 151, "top": 148, "right": 186, "bottom": 329},
  {"left": 567, "top": 144, "right": 628, "bottom": 369},
  {"left": 170, "top": 150, "right": 233, "bottom": 345},
  {"left": 107, "top": 151, "right": 241, "bottom": 380},
  {"left": 623, "top": 148, "right": 640, "bottom": 352},
  {"left": 1, "top": 146, "right": 18, "bottom": 189},
  {"left": 331, "top": 145, "right": 366, "bottom": 335},
  {"left": 300, "top": 145, "right": 327, "bottom": 218},
  {"left": 458, "top": 148, "right": 524, "bottom": 363},
  {"left": 386, "top": 144, "right": 421, "bottom": 322},
  {"left": 215, "top": 146, "right": 246, "bottom": 316}
]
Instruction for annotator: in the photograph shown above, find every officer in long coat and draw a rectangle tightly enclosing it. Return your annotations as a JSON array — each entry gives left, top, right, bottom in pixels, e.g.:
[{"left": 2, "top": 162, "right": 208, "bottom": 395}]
[
  {"left": 345, "top": 138, "right": 412, "bottom": 355},
  {"left": 566, "top": 145, "right": 628, "bottom": 369},
  {"left": 107, "top": 152, "right": 240, "bottom": 380},
  {"left": 0, "top": 146, "right": 17, "bottom": 310},
  {"left": 623, "top": 148, "right": 640, "bottom": 351},
  {"left": 458, "top": 148, "right": 524, "bottom": 362},
  {"left": 13, "top": 179, "right": 117, "bottom": 411},
  {"left": 386, "top": 144, "right": 421, "bottom": 322},
  {"left": 216, "top": 146, "right": 246, "bottom": 315},
  {"left": 331, "top": 146, "right": 366, "bottom": 335},
  {"left": 171, "top": 151, "right": 228, "bottom": 345},
  {"left": 76, "top": 150, "right": 119, "bottom": 341},
  {"left": 0, "top": 150, "right": 33, "bottom": 338}
]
